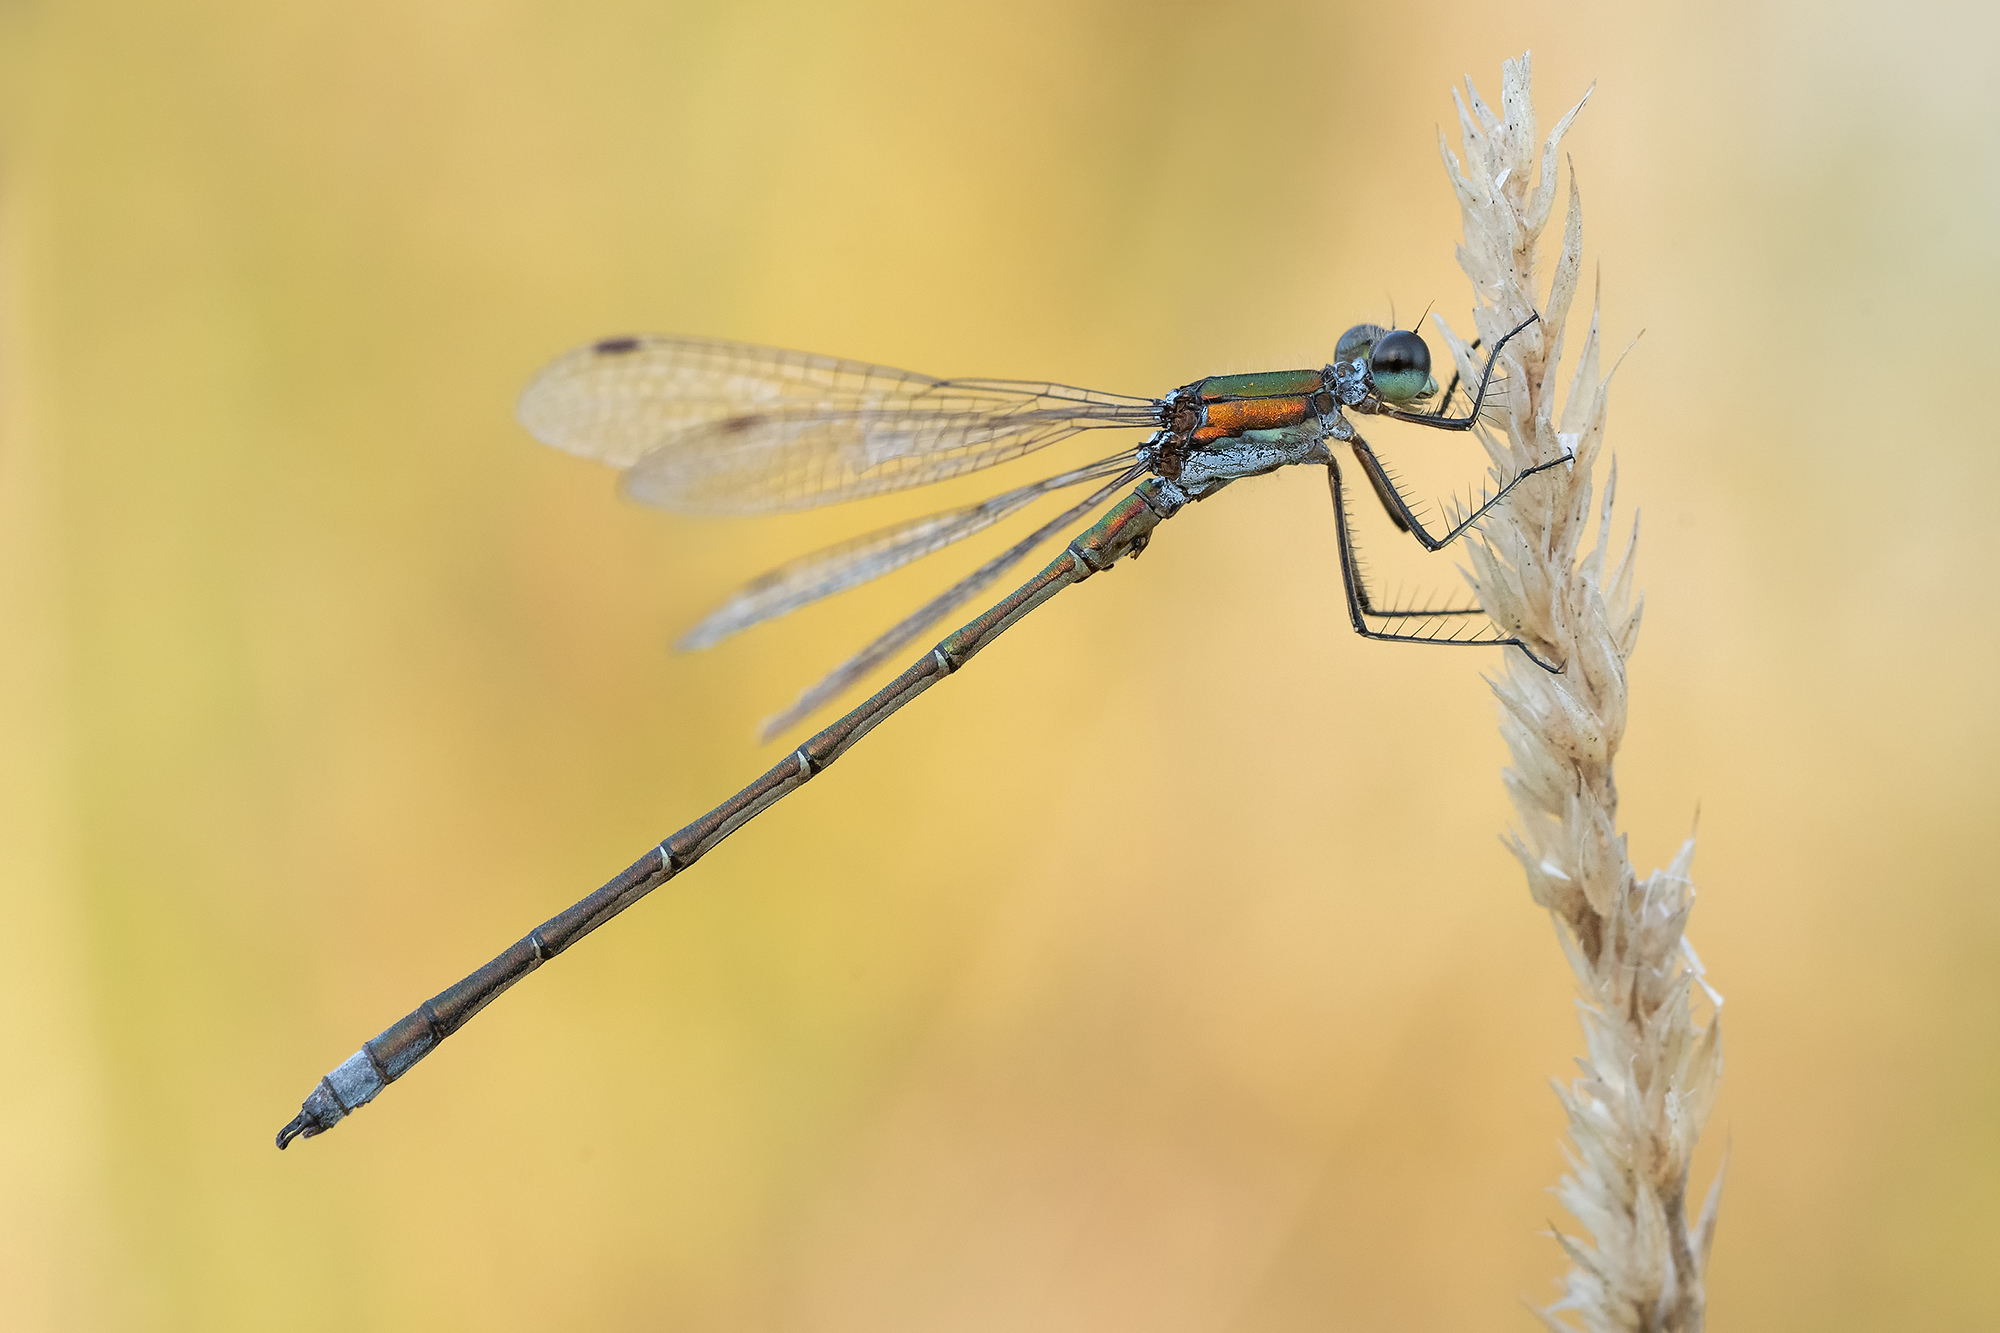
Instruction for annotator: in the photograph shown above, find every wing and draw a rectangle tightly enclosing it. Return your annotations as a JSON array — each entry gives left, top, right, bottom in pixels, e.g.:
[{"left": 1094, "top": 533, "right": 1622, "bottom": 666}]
[
  {"left": 678, "top": 457, "right": 1136, "bottom": 650},
  {"left": 518, "top": 334, "right": 1161, "bottom": 515},
  {"left": 756, "top": 465, "right": 1144, "bottom": 741}
]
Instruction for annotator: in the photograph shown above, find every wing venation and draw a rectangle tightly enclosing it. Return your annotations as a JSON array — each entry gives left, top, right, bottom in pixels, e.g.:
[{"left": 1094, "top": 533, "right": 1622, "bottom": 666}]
[
  {"left": 679, "top": 457, "right": 1135, "bottom": 649},
  {"left": 519, "top": 334, "right": 1159, "bottom": 513}
]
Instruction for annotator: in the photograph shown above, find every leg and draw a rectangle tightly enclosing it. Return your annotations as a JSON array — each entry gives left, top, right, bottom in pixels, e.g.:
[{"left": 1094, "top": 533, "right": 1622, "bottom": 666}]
[
  {"left": 1379, "top": 313, "right": 1539, "bottom": 430},
  {"left": 1358, "top": 439, "right": 1412, "bottom": 534},
  {"left": 1349, "top": 432, "right": 1573, "bottom": 552},
  {"left": 1327, "top": 458, "right": 1562, "bottom": 671},
  {"left": 1432, "top": 336, "right": 1481, "bottom": 416},
  {"left": 1329, "top": 456, "right": 1485, "bottom": 622}
]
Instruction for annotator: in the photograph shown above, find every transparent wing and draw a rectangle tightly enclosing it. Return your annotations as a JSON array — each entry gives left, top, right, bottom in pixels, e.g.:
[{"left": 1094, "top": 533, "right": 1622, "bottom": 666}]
[
  {"left": 678, "top": 456, "right": 1138, "bottom": 650},
  {"left": 757, "top": 465, "right": 1145, "bottom": 741},
  {"left": 518, "top": 334, "right": 1160, "bottom": 515}
]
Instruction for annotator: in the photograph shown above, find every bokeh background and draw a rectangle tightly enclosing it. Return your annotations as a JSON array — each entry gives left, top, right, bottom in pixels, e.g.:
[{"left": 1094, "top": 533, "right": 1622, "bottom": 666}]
[{"left": 3, "top": 1, "right": 1996, "bottom": 1328}]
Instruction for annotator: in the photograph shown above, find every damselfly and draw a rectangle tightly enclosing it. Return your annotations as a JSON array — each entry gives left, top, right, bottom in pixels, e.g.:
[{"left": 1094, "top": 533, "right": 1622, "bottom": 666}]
[{"left": 277, "top": 314, "right": 1563, "bottom": 1148}]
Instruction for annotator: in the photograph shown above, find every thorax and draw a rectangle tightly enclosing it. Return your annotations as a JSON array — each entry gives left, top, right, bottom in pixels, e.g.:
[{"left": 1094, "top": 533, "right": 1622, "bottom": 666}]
[{"left": 1142, "top": 365, "right": 1356, "bottom": 499}]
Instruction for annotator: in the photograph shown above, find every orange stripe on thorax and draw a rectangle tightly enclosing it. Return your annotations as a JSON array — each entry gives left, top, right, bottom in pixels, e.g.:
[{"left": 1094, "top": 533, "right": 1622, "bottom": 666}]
[{"left": 1191, "top": 394, "right": 1313, "bottom": 444}]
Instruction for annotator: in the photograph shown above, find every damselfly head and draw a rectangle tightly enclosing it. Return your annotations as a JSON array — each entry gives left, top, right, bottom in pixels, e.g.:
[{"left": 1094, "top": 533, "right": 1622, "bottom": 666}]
[{"left": 1334, "top": 323, "right": 1439, "bottom": 404}]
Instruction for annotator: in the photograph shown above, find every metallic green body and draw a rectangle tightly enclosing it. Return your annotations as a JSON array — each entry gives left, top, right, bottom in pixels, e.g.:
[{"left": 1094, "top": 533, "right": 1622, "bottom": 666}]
[{"left": 1197, "top": 368, "right": 1323, "bottom": 401}]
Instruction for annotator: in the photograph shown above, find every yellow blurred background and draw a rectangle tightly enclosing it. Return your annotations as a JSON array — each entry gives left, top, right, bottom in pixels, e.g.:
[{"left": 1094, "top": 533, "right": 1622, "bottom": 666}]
[{"left": 3, "top": 1, "right": 1996, "bottom": 1328}]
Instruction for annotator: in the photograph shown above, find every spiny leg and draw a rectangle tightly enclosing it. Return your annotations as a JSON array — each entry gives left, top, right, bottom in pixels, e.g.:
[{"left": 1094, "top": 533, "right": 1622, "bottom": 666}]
[
  {"left": 1348, "top": 432, "right": 1574, "bottom": 553},
  {"left": 1327, "top": 457, "right": 1562, "bottom": 671},
  {"left": 1433, "top": 337, "right": 1481, "bottom": 416},
  {"left": 1358, "top": 440, "right": 1413, "bottom": 535},
  {"left": 1329, "top": 457, "right": 1485, "bottom": 621},
  {"left": 1376, "top": 313, "right": 1539, "bottom": 430}
]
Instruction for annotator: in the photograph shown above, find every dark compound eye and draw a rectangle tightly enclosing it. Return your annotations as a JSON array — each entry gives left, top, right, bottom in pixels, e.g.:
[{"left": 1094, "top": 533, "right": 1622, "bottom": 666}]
[{"left": 1369, "top": 329, "right": 1434, "bottom": 402}]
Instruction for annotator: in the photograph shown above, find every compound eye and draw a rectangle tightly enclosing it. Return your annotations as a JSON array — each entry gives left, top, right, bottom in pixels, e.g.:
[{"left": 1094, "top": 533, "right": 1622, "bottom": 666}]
[{"left": 1369, "top": 329, "right": 1433, "bottom": 402}]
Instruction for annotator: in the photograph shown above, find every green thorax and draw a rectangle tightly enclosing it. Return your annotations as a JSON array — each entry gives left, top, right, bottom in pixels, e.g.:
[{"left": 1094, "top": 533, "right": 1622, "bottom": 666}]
[{"left": 1195, "top": 367, "right": 1323, "bottom": 401}]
